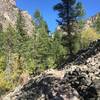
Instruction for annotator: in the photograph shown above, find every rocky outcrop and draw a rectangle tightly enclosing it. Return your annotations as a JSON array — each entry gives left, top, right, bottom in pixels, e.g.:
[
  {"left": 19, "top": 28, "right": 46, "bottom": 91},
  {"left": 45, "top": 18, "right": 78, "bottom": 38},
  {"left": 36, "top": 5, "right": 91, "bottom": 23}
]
[
  {"left": 2, "top": 40, "right": 100, "bottom": 100},
  {"left": 0, "top": 0, "right": 34, "bottom": 36},
  {"left": 84, "top": 13, "right": 100, "bottom": 29}
]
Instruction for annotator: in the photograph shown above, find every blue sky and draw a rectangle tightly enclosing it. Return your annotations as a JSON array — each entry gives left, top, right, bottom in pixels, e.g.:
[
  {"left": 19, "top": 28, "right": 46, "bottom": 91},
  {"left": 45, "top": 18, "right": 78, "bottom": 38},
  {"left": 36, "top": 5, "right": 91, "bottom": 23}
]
[{"left": 16, "top": 0, "right": 100, "bottom": 32}]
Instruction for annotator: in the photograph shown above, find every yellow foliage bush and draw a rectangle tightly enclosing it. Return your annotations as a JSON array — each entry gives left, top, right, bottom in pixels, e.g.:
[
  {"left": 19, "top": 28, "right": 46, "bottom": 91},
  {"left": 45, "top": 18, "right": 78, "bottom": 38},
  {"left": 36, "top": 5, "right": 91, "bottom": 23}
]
[
  {"left": 0, "top": 55, "right": 6, "bottom": 72},
  {"left": 0, "top": 72, "right": 13, "bottom": 94},
  {"left": 81, "top": 28, "right": 100, "bottom": 48},
  {"left": 0, "top": 54, "right": 24, "bottom": 95},
  {"left": 0, "top": 70, "right": 23, "bottom": 95}
]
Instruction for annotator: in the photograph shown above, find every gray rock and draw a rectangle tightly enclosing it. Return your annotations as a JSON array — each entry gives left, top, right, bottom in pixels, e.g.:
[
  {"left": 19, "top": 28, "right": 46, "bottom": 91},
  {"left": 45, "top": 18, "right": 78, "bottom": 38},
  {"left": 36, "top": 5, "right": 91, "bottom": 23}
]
[{"left": 0, "top": 0, "right": 35, "bottom": 36}]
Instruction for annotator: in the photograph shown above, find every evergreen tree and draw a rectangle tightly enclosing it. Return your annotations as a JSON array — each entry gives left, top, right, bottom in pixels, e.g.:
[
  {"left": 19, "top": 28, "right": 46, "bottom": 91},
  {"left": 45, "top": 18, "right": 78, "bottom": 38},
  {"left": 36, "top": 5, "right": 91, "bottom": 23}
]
[
  {"left": 33, "top": 10, "right": 54, "bottom": 69},
  {"left": 54, "top": 0, "right": 84, "bottom": 56},
  {"left": 94, "top": 13, "right": 100, "bottom": 33},
  {"left": 51, "top": 31, "right": 66, "bottom": 67},
  {"left": 34, "top": 10, "right": 41, "bottom": 26},
  {"left": 34, "top": 10, "right": 49, "bottom": 32},
  {"left": 16, "top": 10, "right": 29, "bottom": 71}
]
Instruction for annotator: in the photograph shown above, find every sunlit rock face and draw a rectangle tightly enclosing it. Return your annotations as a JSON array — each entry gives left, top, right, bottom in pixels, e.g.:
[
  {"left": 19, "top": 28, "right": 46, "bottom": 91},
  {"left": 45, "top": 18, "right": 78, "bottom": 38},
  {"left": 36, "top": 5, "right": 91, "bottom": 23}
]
[
  {"left": 1, "top": 0, "right": 16, "bottom": 5},
  {"left": 0, "top": 0, "right": 17, "bottom": 30},
  {"left": 9, "top": 0, "right": 16, "bottom": 5},
  {"left": 0, "top": 0, "right": 34, "bottom": 36},
  {"left": 84, "top": 13, "right": 100, "bottom": 29}
]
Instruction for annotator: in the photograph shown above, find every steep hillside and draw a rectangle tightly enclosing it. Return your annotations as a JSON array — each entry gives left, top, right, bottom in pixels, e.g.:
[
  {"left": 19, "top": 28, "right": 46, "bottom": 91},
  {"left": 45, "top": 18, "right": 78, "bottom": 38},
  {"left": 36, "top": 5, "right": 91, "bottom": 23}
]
[
  {"left": 0, "top": 0, "right": 34, "bottom": 35},
  {"left": 2, "top": 39, "right": 100, "bottom": 100},
  {"left": 0, "top": 1, "right": 100, "bottom": 100}
]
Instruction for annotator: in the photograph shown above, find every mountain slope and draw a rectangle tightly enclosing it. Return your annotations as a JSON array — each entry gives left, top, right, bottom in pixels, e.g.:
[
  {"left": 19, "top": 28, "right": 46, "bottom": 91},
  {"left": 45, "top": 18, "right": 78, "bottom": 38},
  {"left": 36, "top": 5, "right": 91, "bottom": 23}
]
[{"left": 2, "top": 39, "right": 100, "bottom": 100}]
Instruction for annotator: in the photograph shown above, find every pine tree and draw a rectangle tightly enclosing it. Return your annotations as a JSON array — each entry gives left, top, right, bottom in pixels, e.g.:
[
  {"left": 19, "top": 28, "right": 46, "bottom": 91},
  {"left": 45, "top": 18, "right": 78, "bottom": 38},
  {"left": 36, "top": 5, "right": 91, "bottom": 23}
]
[
  {"left": 52, "top": 31, "right": 66, "bottom": 67},
  {"left": 54, "top": 0, "right": 84, "bottom": 56},
  {"left": 94, "top": 13, "right": 100, "bottom": 33},
  {"left": 16, "top": 10, "right": 29, "bottom": 71},
  {"left": 34, "top": 10, "right": 41, "bottom": 26},
  {"left": 33, "top": 10, "right": 50, "bottom": 69}
]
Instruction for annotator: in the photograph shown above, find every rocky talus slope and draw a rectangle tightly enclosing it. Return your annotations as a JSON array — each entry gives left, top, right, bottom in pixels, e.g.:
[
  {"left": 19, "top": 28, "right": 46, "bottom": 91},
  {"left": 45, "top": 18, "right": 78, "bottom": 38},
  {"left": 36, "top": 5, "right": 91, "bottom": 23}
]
[
  {"left": 0, "top": 0, "right": 34, "bottom": 36},
  {"left": 1, "top": 39, "right": 100, "bottom": 100}
]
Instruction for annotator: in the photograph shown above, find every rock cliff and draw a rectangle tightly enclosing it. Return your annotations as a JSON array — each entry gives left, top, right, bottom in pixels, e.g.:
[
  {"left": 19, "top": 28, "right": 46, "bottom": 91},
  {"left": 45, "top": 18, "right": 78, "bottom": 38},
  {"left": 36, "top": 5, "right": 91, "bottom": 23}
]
[
  {"left": 0, "top": 0, "right": 34, "bottom": 36},
  {"left": 84, "top": 13, "right": 100, "bottom": 29}
]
